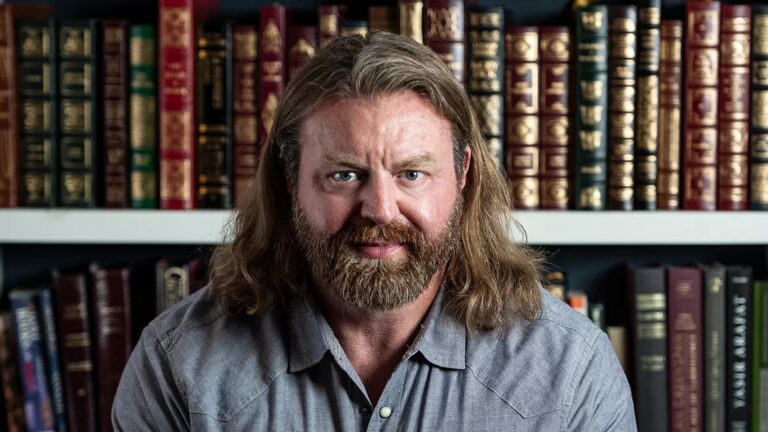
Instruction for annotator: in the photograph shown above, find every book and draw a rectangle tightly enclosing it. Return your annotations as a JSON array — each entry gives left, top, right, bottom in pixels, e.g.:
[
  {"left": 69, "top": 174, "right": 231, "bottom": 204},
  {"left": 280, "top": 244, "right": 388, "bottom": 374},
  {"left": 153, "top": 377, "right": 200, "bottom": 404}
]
[
  {"left": 426, "top": 0, "right": 465, "bottom": 83},
  {"left": 543, "top": 270, "right": 566, "bottom": 301},
  {"left": 726, "top": 266, "right": 752, "bottom": 432},
  {"left": 369, "top": 6, "right": 397, "bottom": 35},
  {"left": 0, "top": 311, "right": 26, "bottom": 432},
  {"left": 399, "top": 0, "right": 423, "bottom": 43},
  {"left": 566, "top": 290, "right": 588, "bottom": 315},
  {"left": 751, "top": 5, "right": 768, "bottom": 210},
  {"left": 259, "top": 4, "right": 286, "bottom": 143},
  {"left": 339, "top": 20, "right": 367, "bottom": 37},
  {"left": 607, "top": 325, "right": 629, "bottom": 377},
  {"left": 102, "top": 20, "right": 130, "bottom": 208},
  {"left": 588, "top": 302, "right": 605, "bottom": 332},
  {"left": 701, "top": 264, "right": 726, "bottom": 432},
  {"left": 286, "top": 25, "right": 316, "bottom": 82},
  {"left": 753, "top": 280, "right": 768, "bottom": 432},
  {"left": 318, "top": 5, "right": 346, "bottom": 46},
  {"left": 657, "top": 20, "right": 683, "bottom": 210},
  {"left": 35, "top": 290, "right": 67, "bottom": 432},
  {"left": 156, "top": 258, "right": 192, "bottom": 312},
  {"left": 129, "top": 24, "right": 158, "bottom": 209}
]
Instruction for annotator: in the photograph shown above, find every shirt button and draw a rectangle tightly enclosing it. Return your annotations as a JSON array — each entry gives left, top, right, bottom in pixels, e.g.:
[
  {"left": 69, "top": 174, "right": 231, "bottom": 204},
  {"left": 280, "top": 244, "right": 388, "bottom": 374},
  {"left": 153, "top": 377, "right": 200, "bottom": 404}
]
[
  {"left": 379, "top": 406, "right": 392, "bottom": 419},
  {"left": 359, "top": 406, "right": 371, "bottom": 416}
]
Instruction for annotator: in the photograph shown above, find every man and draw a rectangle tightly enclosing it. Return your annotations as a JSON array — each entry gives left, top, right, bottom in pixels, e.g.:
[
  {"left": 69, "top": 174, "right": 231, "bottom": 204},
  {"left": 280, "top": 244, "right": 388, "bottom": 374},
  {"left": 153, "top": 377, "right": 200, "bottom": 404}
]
[{"left": 113, "top": 32, "right": 636, "bottom": 431}]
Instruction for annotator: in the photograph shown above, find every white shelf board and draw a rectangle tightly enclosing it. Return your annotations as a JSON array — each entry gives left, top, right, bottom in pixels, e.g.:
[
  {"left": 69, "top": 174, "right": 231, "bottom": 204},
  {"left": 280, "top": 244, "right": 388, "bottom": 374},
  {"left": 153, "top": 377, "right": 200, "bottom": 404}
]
[{"left": 0, "top": 209, "right": 766, "bottom": 245}]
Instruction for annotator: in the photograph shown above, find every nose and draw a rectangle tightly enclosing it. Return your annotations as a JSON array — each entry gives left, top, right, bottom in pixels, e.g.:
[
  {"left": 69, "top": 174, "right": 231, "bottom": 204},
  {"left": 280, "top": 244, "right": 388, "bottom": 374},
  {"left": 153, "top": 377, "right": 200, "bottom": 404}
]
[{"left": 360, "top": 174, "right": 398, "bottom": 225}]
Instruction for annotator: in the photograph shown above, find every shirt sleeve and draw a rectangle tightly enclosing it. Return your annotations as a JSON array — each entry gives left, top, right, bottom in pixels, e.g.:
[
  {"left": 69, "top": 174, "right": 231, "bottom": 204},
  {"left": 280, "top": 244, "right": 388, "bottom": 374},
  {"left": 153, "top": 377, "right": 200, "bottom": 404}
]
[
  {"left": 565, "top": 330, "right": 637, "bottom": 432},
  {"left": 112, "top": 323, "right": 190, "bottom": 431}
]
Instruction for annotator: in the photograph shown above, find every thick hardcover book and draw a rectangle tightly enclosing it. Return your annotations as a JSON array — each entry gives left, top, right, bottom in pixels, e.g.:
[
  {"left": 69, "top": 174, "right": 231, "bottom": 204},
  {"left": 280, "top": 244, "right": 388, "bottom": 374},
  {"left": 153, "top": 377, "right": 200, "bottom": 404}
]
[
  {"left": 543, "top": 270, "right": 566, "bottom": 301},
  {"left": 467, "top": 7, "right": 504, "bottom": 170},
  {"left": 573, "top": 5, "right": 609, "bottom": 210},
  {"left": 717, "top": 6, "right": 751, "bottom": 211},
  {"left": 753, "top": 280, "right": 768, "bottom": 432},
  {"left": 399, "top": 0, "right": 423, "bottom": 43},
  {"left": 287, "top": 25, "right": 316, "bottom": 82},
  {"left": 318, "top": 5, "right": 346, "bottom": 46},
  {"left": 9, "top": 290, "right": 55, "bottom": 431},
  {"left": 701, "top": 264, "right": 726, "bottom": 432},
  {"left": 630, "top": 265, "right": 668, "bottom": 432},
  {"left": 59, "top": 20, "right": 100, "bottom": 208},
  {"left": 369, "top": 6, "right": 397, "bottom": 34},
  {"left": 17, "top": 19, "right": 57, "bottom": 207},
  {"left": 683, "top": 1, "right": 720, "bottom": 210},
  {"left": 750, "top": 5, "right": 768, "bottom": 210},
  {"left": 658, "top": 20, "right": 683, "bottom": 210},
  {"left": 90, "top": 264, "right": 132, "bottom": 432},
  {"left": 634, "top": 0, "right": 660, "bottom": 210},
  {"left": 227, "top": 22, "right": 258, "bottom": 206},
  {"left": 426, "top": 0, "right": 465, "bottom": 83},
  {"left": 156, "top": 258, "right": 191, "bottom": 312},
  {"left": 667, "top": 266, "right": 703, "bottom": 432},
  {"left": 726, "top": 266, "right": 752, "bottom": 432},
  {"left": 129, "top": 24, "right": 157, "bottom": 209},
  {"left": 52, "top": 270, "right": 97, "bottom": 432},
  {"left": 504, "top": 27, "right": 539, "bottom": 209},
  {"left": 35, "top": 290, "right": 67, "bottom": 432},
  {"left": 607, "top": 6, "right": 637, "bottom": 210},
  {"left": 103, "top": 21, "right": 130, "bottom": 208},
  {"left": 196, "top": 22, "right": 231, "bottom": 209},
  {"left": 0, "top": 311, "right": 26, "bottom": 432},
  {"left": 538, "top": 26, "right": 570, "bottom": 210},
  {"left": 0, "top": 3, "right": 51, "bottom": 208},
  {"left": 260, "top": 4, "right": 286, "bottom": 143}
]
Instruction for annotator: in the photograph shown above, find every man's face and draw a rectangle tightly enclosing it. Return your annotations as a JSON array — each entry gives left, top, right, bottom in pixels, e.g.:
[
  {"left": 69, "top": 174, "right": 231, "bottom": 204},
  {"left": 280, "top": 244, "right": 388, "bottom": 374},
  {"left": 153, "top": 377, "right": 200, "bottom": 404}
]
[{"left": 291, "top": 91, "right": 470, "bottom": 311}]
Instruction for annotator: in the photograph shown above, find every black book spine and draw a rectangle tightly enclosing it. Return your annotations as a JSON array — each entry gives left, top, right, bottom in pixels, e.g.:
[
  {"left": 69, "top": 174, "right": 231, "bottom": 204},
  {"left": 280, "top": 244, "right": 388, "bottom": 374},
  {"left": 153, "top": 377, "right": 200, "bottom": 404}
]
[
  {"left": 750, "top": 6, "right": 768, "bottom": 210},
  {"left": 726, "top": 266, "right": 753, "bottom": 432},
  {"left": 702, "top": 264, "right": 726, "bottom": 432}
]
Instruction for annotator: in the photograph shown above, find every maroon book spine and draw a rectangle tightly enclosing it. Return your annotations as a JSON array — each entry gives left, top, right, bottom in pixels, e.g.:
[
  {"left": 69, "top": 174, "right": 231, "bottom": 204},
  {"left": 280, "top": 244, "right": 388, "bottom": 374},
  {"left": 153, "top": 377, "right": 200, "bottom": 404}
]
[
  {"left": 716, "top": 5, "right": 751, "bottom": 210},
  {"left": 0, "top": 312, "right": 26, "bottom": 432},
  {"left": 539, "top": 26, "right": 570, "bottom": 210},
  {"left": 667, "top": 266, "right": 703, "bottom": 432},
  {"left": 683, "top": 1, "right": 720, "bottom": 210},
  {"left": 230, "top": 23, "right": 258, "bottom": 206},
  {"left": 260, "top": 4, "right": 286, "bottom": 144},
  {"left": 103, "top": 21, "right": 130, "bottom": 208},
  {"left": 426, "top": 0, "right": 464, "bottom": 83},
  {"left": 52, "top": 271, "right": 98, "bottom": 432},
  {"left": 318, "top": 5, "right": 346, "bottom": 46},
  {"left": 658, "top": 20, "right": 683, "bottom": 210},
  {"left": 287, "top": 25, "right": 317, "bottom": 82},
  {"left": 90, "top": 265, "right": 132, "bottom": 432}
]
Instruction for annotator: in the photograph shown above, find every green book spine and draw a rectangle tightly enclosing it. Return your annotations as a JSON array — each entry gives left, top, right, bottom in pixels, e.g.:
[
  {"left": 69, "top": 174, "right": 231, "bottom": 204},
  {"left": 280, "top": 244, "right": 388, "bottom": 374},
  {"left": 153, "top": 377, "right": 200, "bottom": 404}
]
[
  {"left": 754, "top": 280, "right": 768, "bottom": 432},
  {"left": 750, "top": 6, "right": 768, "bottom": 210},
  {"left": 129, "top": 24, "right": 157, "bottom": 209},
  {"left": 573, "top": 5, "right": 608, "bottom": 210},
  {"left": 58, "top": 20, "right": 99, "bottom": 207}
]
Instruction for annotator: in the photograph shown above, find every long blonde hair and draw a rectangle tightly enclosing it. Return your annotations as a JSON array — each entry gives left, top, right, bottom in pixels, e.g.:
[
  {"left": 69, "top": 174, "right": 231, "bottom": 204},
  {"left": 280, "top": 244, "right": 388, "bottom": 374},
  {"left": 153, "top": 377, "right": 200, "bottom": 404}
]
[{"left": 209, "top": 32, "right": 542, "bottom": 330}]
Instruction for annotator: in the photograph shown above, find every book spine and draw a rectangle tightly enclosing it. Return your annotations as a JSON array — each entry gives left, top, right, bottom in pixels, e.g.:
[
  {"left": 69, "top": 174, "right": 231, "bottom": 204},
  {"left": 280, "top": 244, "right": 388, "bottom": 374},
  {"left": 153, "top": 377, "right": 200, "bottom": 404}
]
[
  {"left": 59, "top": 21, "right": 100, "bottom": 208},
  {"left": 683, "top": 1, "right": 720, "bottom": 210},
  {"left": 634, "top": 0, "right": 660, "bottom": 210},
  {"left": 0, "top": 312, "right": 26, "bottom": 432},
  {"left": 287, "top": 25, "right": 316, "bottom": 83},
  {"left": 717, "top": 6, "right": 751, "bottom": 211},
  {"left": 658, "top": 20, "right": 683, "bottom": 210},
  {"left": 573, "top": 5, "right": 608, "bottom": 210},
  {"left": 17, "top": 19, "right": 57, "bottom": 207},
  {"left": 129, "top": 24, "right": 157, "bottom": 209},
  {"left": 467, "top": 7, "right": 504, "bottom": 171},
  {"left": 726, "top": 266, "right": 753, "bottom": 432},
  {"left": 538, "top": 26, "right": 570, "bottom": 210},
  {"left": 156, "top": 260, "right": 190, "bottom": 312},
  {"left": 607, "top": 6, "right": 637, "bottom": 210},
  {"left": 631, "top": 266, "right": 668, "bottom": 432},
  {"left": 34, "top": 290, "right": 67, "bottom": 432},
  {"left": 53, "top": 271, "right": 97, "bottom": 432},
  {"left": 259, "top": 4, "right": 285, "bottom": 143},
  {"left": 426, "top": 0, "right": 465, "bottom": 83},
  {"left": 667, "top": 266, "right": 703, "bottom": 432},
  {"left": 196, "top": 22, "right": 230, "bottom": 209},
  {"left": 750, "top": 5, "right": 768, "bottom": 210},
  {"left": 702, "top": 265, "right": 726, "bottom": 432},
  {"left": 399, "top": 0, "right": 423, "bottom": 44},
  {"left": 339, "top": 20, "right": 368, "bottom": 38},
  {"left": 90, "top": 265, "right": 132, "bottom": 432},
  {"left": 369, "top": 6, "right": 397, "bottom": 34},
  {"left": 103, "top": 21, "right": 130, "bottom": 208},
  {"left": 504, "top": 26, "right": 539, "bottom": 209},
  {"left": 753, "top": 280, "right": 768, "bottom": 432},
  {"left": 318, "top": 5, "right": 345, "bottom": 46}
]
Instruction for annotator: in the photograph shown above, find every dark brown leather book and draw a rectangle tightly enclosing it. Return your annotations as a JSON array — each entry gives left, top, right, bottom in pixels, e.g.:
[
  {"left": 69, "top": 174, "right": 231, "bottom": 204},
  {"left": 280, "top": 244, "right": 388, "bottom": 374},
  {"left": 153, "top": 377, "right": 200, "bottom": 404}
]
[
  {"left": 504, "top": 26, "right": 539, "bottom": 209},
  {"left": 0, "top": 311, "right": 26, "bottom": 432},
  {"left": 369, "top": 6, "right": 397, "bottom": 34},
  {"left": 683, "top": 1, "right": 720, "bottom": 210},
  {"left": 750, "top": 5, "right": 768, "bottom": 210},
  {"left": 658, "top": 20, "right": 683, "bottom": 210},
  {"left": 260, "top": 4, "right": 286, "bottom": 143},
  {"left": 103, "top": 21, "right": 130, "bottom": 208},
  {"left": 287, "top": 25, "right": 317, "bottom": 82},
  {"left": 539, "top": 26, "right": 570, "bottom": 210},
  {"left": 318, "top": 5, "right": 346, "bottom": 46},
  {"left": 426, "top": 0, "right": 464, "bottom": 83},
  {"left": 399, "top": 0, "right": 424, "bottom": 43}
]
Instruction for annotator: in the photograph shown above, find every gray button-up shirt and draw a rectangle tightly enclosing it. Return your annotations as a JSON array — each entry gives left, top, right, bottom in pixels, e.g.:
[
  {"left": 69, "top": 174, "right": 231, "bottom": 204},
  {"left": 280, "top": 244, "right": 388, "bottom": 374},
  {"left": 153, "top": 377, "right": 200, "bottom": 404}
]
[{"left": 113, "top": 286, "right": 637, "bottom": 431}]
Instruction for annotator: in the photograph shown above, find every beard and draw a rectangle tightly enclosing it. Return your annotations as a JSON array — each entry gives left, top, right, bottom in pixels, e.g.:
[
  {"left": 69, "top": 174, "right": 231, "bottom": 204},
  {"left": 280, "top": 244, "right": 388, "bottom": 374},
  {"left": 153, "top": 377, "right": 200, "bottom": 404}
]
[{"left": 291, "top": 196, "right": 463, "bottom": 312}]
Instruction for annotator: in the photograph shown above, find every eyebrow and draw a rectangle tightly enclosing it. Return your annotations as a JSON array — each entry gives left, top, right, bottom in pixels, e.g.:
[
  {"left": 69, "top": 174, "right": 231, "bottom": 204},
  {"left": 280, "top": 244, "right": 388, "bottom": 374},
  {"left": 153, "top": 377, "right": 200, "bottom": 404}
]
[{"left": 320, "top": 153, "right": 438, "bottom": 171}]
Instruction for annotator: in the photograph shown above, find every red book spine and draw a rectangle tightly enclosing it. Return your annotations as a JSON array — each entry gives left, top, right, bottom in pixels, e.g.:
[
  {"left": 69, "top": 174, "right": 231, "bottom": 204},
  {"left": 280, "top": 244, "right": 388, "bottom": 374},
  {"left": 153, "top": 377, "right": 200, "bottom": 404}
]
[
  {"left": 716, "top": 5, "right": 751, "bottom": 210},
  {"left": 426, "top": 0, "right": 465, "bottom": 83},
  {"left": 103, "top": 21, "right": 130, "bottom": 208},
  {"left": 667, "top": 266, "right": 703, "bottom": 432},
  {"left": 683, "top": 1, "right": 720, "bottom": 210},
  {"left": 0, "top": 312, "right": 25, "bottom": 432},
  {"left": 259, "top": 4, "right": 286, "bottom": 144},
  {"left": 230, "top": 23, "right": 258, "bottom": 206},
  {"left": 287, "top": 25, "right": 317, "bottom": 82}
]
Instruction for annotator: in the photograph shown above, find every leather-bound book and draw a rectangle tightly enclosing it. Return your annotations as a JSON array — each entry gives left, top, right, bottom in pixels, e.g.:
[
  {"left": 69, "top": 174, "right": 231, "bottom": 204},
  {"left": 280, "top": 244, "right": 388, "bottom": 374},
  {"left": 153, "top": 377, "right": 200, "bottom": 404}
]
[
  {"left": 260, "top": 4, "right": 286, "bottom": 143},
  {"left": 196, "top": 21, "right": 231, "bottom": 209},
  {"left": 467, "top": 7, "right": 504, "bottom": 170},
  {"left": 701, "top": 264, "right": 726, "bottom": 432},
  {"left": 634, "top": 0, "right": 660, "bottom": 210},
  {"left": 426, "top": 0, "right": 464, "bottom": 83},
  {"left": 52, "top": 270, "right": 98, "bottom": 432},
  {"left": 0, "top": 311, "right": 26, "bottom": 432},
  {"left": 227, "top": 22, "right": 258, "bottom": 206},
  {"left": 156, "top": 258, "right": 192, "bottom": 312},
  {"left": 607, "top": 6, "right": 637, "bottom": 210},
  {"left": 683, "top": 1, "right": 720, "bottom": 210},
  {"left": 129, "top": 24, "right": 157, "bottom": 209},
  {"left": 0, "top": 3, "right": 51, "bottom": 208},
  {"left": 717, "top": 6, "right": 751, "bottom": 211},
  {"left": 318, "top": 5, "right": 346, "bottom": 46},
  {"left": 573, "top": 5, "right": 608, "bottom": 210},
  {"left": 658, "top": 20, "right": 683, "bottom": 210},
  {"left": 504, "top": 27, "right": 539, "bottom": 209},
  {"left": 369, "top": 6, "right": 397, "bottom": 34},
  {"left": 287, "top": 25, "right": 316, "bottom": 82},
  {"left": 539, "top": 26, "right": 570, "bottom": 210},
  {"left": 89, "top": 264, "right": 132, "bottom": 432},
  {"left": 726, "top": 266, "right": 753, "bottom": 432},
  {"left": 753, "top": 280, "right": 768, "bottom": 430},
  {"left": 750, "top": 5, "right": 768, "bottom": 210},
  {"left": 667, "top": 266, "right": 703, "bottom": 432},
  {"left": 399, "top": 0, "right": 423, "bottom": 43},
  {"left": 103, "top": 20, "right": 130, "bottom": 208},
  {"left": 17, "top": 19, "right": 57, "bottom": 207}
]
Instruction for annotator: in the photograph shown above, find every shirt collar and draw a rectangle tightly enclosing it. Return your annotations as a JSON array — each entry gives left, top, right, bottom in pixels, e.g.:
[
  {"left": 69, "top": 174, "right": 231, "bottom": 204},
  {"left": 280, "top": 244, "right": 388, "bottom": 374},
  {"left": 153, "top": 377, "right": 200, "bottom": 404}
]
[{"left": 288, "top": 292, "right": 333, "bottom": 372}]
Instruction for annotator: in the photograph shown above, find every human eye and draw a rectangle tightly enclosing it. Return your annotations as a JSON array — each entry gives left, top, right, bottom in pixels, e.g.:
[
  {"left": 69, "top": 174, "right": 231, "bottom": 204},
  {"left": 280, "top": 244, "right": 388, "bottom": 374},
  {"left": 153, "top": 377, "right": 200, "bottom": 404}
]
[
  {"left": 401, "top": 170, "right": 424, "bottom": 181},
  {"left": 331, "top": 171, "right": 359, "bottom": 182}
]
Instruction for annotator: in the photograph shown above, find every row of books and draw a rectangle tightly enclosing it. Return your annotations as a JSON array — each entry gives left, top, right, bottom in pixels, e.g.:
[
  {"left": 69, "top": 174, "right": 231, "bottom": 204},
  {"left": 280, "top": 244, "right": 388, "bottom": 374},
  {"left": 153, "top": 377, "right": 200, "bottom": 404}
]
[{"left": 0, "top": 255, "right": 207, "bottom": 432}]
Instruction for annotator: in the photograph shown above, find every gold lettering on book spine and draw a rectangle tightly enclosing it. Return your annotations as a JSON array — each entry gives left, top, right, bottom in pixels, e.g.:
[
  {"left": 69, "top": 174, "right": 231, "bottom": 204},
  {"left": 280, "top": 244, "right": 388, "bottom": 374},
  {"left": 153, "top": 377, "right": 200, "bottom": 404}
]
[
  {"left": 579, "top": 186, "right": 602, "bottom": 209},
  {"left": 263, "top": 19, "right": 282, "bottom": 54},
  {"left": 160, "top": 159, "right": 191, "bottom": 201},
  {"left": 754, "top": 91, "right": 768, "bottom": 129},
  {"left": 639, "top": 8, "right": 660, "bottom": 26},
  {"left": 320, "top": 14, "right": 338, "bottom": 39},
  {"left": 721, "top": 34, "right": 750, "bottom": 66},
  {"left": 540, "top": 33, "right": 569, "bottom": 62},
  {"left": 579, "top": 130, "right": 603, "bottom": 151},
  {"left": 20, "top": 26, "right": 49, "bottom": 57},
  {"left": 581, "top": 11, "right": 604, "bottom": 32},
  {"left": 400, "top": 2, "right": 424, "bottom": 44},
  {"left": 637, "top": 76, "right": 659, "bottom": 151},
  {"left": 506, "top": 32, "right": 538, "bottom": 62},
  {"left": 262, "top": 92, "right": 279, "bottom": 136},
  {"left": 754, "top": 16, "right": 768, "bottom": 55},
  {"left": 61, "top": 27, "right": 91, "bottom": 57},
  {"left": 510, "top": 177, "right": 538, "bottom": 208},
  {"left": 751, "top": 164, "right": 768, "bottom": 205},
  {"left": 688, "top": 10, "right": 719, "bottom": 46},
  {"left": 469, "top": 12, "right": 501, "bottom": 28},
  {"left": 722, "top": 16, "right": 750, "bottom": 34},
  {"left": 234, "top": 31, "right": 257, "bottom": 60},
  {"left": 427, "top": 7, "right": 461, "bottom": 40},
  {"left": 162, "top": 8, "right": 190, "bottom": 48}
]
